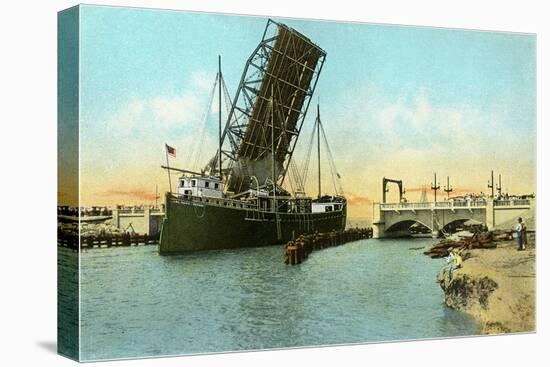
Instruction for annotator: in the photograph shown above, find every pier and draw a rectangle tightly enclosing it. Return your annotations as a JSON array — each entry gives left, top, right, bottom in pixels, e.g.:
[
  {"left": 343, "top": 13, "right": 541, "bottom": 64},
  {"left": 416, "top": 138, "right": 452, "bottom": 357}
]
[
  {"left": 372, "top": 199, "right": 533, "bottom": 238},
  {"left": 58, "top": 232, "right": 160, "bottom": 250},
  {"left": 57, "top": 206, "right": 164, "bottom": 250}
]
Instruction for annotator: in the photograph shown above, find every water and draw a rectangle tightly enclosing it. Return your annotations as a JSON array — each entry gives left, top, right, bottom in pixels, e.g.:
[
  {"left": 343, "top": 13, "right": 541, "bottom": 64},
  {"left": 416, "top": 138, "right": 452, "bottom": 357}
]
[{"left": 60, "top": 238, "right": 478, "bottom": 360}]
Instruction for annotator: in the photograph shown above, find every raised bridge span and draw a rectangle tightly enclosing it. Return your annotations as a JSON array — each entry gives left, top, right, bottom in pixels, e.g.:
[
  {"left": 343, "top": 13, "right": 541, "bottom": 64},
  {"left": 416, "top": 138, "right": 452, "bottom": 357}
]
[{"left": 372, "top": 199, "right": 532, "bottom": 238}]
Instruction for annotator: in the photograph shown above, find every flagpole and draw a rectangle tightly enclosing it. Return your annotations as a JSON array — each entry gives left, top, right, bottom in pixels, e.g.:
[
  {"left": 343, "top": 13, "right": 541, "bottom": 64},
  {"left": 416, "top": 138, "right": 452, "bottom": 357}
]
[{"left": 165, "top": 144, "right": 172, "bottom": 193}]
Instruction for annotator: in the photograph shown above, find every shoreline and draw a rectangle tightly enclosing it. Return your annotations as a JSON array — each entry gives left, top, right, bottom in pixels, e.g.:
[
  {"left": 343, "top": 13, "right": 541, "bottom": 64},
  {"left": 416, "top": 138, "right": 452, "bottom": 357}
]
[{"left": 437, "top": 234, "right": 536, "bottom": 334}]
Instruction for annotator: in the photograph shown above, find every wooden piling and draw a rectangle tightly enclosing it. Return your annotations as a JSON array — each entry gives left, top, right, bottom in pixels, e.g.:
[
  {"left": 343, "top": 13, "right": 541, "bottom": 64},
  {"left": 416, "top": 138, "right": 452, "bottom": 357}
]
[{"left": 283, "top": 227, "right": 373, "bottom": 265}]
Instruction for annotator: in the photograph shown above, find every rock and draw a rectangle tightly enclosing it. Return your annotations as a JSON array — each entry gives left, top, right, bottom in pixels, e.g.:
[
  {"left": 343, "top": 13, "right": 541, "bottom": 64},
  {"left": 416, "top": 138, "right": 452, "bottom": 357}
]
[{"left": 439, "top": 272, "right": 498, "bottom": 311}]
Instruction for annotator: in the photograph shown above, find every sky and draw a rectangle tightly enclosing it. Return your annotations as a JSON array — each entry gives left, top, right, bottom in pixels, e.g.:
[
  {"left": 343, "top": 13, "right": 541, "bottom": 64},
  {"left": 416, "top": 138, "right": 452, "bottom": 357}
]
[{"left": 62, "top": 4, "right": 537, "bottom": 218}]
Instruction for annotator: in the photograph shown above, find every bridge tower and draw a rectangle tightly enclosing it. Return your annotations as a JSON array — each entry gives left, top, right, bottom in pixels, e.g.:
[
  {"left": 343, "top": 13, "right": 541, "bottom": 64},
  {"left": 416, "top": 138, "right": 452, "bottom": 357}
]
[
  {"left": 431, "top": 173, "right": 441, "bottom": 202},
  {"left": 488, "top": 170, "right": 495, "bottom": 198},
  {"left": 444, "top": 176, "right": 453, "bottom": 200},
  {"left": 496, "top": 174, "right": 502, "bottom": 197}
]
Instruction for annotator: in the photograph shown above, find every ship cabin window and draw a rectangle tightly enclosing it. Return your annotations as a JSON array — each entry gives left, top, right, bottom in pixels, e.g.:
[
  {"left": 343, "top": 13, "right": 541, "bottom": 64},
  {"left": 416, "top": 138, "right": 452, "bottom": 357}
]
[
  {"left": 191, "top": 180, "right": 196, "bottom": 187},
  {"left": 214, "top": 183, "right": 219, "bottom": 189},
  {"left": 334, "top": 204, "right": 341, "bottom": 211},
  {"left": 325, "top": 205, "right": 333, "bottom": 212},
  {"left": 179, "top": 180, "right": 185, "bottom": 187},
  {"left": 205, "top": 181, "right": 210, "bottom": 188},
  {"left": 184, "top": 190, "right": 192, "bottom": 195}
]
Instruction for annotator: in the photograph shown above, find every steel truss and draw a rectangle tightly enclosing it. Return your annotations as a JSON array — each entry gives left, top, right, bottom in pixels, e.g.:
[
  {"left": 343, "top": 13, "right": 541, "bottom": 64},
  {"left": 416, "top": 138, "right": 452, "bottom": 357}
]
[{"left": 221, "top": 19, "right": 326, "bottom": 194}]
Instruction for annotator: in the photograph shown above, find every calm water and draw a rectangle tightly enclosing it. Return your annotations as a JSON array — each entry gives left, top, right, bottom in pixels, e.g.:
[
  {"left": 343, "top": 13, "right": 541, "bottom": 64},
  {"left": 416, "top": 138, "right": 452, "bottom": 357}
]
[{"left": 61, "top": 238, "right": 478, "bottom": 360}]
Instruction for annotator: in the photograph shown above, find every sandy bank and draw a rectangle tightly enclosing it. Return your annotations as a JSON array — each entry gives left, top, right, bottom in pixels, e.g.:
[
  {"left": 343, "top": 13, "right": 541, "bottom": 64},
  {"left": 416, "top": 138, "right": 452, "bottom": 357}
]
[{"left": 438, "top": 235, "right": 535, "bottom": 334}]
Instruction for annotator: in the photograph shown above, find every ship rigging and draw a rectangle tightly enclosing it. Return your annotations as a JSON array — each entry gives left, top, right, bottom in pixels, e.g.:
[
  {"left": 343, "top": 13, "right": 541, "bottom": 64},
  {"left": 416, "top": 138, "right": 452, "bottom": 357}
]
[{"left": 159, "top": 19, "right": 347, "bottom": 254}]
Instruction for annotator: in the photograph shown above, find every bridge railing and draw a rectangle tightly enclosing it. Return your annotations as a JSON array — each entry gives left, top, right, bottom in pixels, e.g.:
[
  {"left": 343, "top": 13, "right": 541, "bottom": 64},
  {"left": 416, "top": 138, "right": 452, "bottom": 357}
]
[
  {"left": 494, "top": 199, "right": 531, "bottom": 207},
  {"left": 471, "top": 200, "right": 487, "bottom": 207},
  {"left": 380, "top": 199, "right": 530, "bottom": 211},
  {"left": 116, "top": 207, "right": 165, "bottom": 215},
  {"left": 450, "top": 201, "right": 468, "bottom": 207},
  {"left": 380, "top": 202, "right": 432, "bottom": 210},
  {"left": 379, "top": 202, "right": 440, "bottom": 210},
  {"left": 380, "top": 200, "right": 487, "bottom": 210}
]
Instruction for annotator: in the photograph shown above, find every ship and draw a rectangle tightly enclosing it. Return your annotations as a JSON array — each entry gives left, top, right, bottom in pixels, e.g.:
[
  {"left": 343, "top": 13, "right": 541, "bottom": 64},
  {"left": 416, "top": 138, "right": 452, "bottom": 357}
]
[{"left": 159, "top": 19, "right": 346, "bottom": 254}]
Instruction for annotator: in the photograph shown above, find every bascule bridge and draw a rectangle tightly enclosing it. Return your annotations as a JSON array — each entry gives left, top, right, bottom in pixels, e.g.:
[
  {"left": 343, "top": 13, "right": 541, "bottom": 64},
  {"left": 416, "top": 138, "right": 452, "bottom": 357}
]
[{"left": 372, "top": 176, "right": 533, "bottom": 238}]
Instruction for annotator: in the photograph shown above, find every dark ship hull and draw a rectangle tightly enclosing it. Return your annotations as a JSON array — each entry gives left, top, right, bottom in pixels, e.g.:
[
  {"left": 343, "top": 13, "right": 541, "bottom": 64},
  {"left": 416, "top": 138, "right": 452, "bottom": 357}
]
[{"left": 159, "top": 194, "right": 347, "bottom": 254}]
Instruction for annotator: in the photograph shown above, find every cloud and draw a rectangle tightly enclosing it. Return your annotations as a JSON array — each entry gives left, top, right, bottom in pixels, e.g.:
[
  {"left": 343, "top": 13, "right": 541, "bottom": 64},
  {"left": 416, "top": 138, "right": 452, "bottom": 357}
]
[
  {"left": 345, "top": 193, "right": 373, "bottom": 206},
  {"left": 85, "top": 68, "right": 221, "bottom": 143},
  {"left": 191, "top": 70, "right": 217, "bottom": 94},
  {"left": 150, "top": 92, "right": 202, "bottom": 126},
  {"left": 410, "top": 94, "right": 432, "bottom": 130},
  {"left": 328, "top": 86, "right": 528, "bottom": 169},
  {"left": 97, "top": 189, "right": 157, "bottom": 202},
  {"left": 79, "top": 67, "right": 226, "bottom": 207},
  {"left": 305, "top": 85, "right": 536, "bottom": 207}
]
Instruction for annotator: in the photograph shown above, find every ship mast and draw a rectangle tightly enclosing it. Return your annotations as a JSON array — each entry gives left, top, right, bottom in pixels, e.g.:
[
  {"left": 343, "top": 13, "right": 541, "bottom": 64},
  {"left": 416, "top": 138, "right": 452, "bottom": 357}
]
[
  {"left": 317, "top": 104, "right": 321, "bottom": 199},
  {"left": 218, "top": 55, "right": 223, "bottom": 179},
  {"left": 271, "top": 85, "right": 276, "bottom": 210},
  {"left": 271, "top": 85, "right": 282, "bottom": 240}
]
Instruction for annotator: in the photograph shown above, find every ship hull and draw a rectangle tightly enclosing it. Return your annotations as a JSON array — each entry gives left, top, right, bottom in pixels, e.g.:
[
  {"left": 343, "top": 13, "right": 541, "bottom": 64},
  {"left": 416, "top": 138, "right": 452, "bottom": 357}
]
[{"left": 159, "top": 195, "right": 347, "bottom": 254}]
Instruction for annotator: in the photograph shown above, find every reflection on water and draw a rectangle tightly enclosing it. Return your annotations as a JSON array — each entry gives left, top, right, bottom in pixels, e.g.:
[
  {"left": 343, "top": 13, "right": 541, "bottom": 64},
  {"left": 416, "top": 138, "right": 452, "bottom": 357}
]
[{"left": 61, "top": 238, "right": 478, "bottom": 360}]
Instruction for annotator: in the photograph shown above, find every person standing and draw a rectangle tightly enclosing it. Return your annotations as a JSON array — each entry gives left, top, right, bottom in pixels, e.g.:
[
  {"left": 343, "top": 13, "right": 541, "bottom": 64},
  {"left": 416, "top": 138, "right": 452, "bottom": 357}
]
[
  {"left": 521, "top": 219, "right": 528, "bottom": 250},
  {"left": 515, "top": 217, "right": 524, "bottom": 250},
  {"left": 443, "top": 248, "right": 463, "bottom": 280}
]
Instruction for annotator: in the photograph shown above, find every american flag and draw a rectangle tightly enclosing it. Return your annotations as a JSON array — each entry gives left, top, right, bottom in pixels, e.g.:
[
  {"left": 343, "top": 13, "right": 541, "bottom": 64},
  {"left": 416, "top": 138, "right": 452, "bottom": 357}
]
[{"left": 165, "top": 144, "right": 176, "bottom": 158}]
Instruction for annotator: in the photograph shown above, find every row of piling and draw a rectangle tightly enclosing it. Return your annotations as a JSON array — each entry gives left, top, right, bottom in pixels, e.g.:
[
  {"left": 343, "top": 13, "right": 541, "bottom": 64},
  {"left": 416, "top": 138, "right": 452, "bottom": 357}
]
[
  {"left": 58, "top": 233, "right": 160, "bottom": 250},
  {"left": 284, "top": 228, "right": 373, "bottom": 265}
]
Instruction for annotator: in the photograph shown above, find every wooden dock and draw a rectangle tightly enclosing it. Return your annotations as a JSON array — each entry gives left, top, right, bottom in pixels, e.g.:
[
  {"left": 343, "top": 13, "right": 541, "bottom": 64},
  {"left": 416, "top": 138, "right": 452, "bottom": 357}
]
[
  {"left": 58, "top": 233, "right": 159, "bottom": 250},
  {"left": 284, "top": 228, "right": 372, "bottom": 265}
]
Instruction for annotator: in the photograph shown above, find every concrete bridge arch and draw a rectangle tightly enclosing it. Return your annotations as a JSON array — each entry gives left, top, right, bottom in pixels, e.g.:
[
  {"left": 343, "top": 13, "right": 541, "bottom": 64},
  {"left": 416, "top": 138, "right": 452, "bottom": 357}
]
[{"left": 372, "top": 199, "right": 532, "bottom": 238}]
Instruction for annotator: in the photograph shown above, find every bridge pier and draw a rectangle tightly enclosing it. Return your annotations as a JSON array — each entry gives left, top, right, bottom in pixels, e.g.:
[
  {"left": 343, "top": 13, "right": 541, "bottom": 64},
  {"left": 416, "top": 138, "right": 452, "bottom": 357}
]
[
  {"left": 112, "top": 209, "right": 120, "bottom": 228},
  {"left": 372, "top": 203, "right": 385, "bottom": 239},
  {"left": 485, "top": 199, "right": 495, "bottom": 230},
  {"left": 431, "top": 210, "right": 439, "bottom": 239}
]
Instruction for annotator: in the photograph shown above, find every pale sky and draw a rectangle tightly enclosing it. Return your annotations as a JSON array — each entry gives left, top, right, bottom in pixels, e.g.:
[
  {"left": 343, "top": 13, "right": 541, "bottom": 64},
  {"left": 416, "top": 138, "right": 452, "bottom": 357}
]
[{"left": 62, "top": 5, "right": 536, "bottom": 218}]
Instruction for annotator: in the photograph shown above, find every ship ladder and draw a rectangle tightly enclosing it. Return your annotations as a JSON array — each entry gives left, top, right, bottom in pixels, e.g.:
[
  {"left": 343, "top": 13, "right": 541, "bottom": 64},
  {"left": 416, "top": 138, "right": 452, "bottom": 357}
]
[
  {"left": 245, "top": 206, "right": 267, "bottom": 222},
  {"left": 245, "top": 208, "right": 258, "bottom": 221}
]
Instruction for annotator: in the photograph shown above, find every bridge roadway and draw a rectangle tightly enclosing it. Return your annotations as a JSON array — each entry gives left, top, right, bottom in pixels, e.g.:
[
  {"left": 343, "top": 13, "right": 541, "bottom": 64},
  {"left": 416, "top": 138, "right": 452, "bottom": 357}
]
[{"left": 372, "top": 199, "right": 532, "bottom": 238}]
